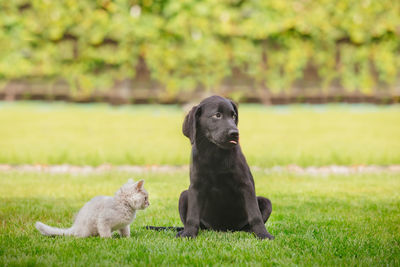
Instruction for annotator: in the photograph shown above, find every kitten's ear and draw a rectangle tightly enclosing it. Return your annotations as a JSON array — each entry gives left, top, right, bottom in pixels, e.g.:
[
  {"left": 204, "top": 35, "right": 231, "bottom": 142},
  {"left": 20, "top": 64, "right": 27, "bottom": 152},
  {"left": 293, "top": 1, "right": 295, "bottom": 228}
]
[
  {"left": 135, "top": 179, "right": 144, "bottom": 190},
  {"left": 117, "top": 179, "right": 134, "bottom": 194},
  {"left": 116, "top": 184, "right": 127, "bottom": 196}
]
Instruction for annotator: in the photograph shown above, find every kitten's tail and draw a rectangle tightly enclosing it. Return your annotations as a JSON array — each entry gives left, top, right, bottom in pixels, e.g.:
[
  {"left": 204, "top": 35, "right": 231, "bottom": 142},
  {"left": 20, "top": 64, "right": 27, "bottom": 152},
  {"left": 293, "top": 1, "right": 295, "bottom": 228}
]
[
  {"left": 35, "top": 222, "right": 74, "bottom": 237},
  {"left": 145, "top": 226, "right": 184, "bottom": 231}
]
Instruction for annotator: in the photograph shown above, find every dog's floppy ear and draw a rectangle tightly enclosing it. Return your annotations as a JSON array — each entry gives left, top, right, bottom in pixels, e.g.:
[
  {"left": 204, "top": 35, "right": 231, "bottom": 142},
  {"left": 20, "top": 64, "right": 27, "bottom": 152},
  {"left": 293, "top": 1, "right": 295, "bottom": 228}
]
[
  {"left": 230, "top": 100, "right": 238, "bottom": 125},
  {"left": 182, "top": 105, "right": 201, "bottom": 144}
]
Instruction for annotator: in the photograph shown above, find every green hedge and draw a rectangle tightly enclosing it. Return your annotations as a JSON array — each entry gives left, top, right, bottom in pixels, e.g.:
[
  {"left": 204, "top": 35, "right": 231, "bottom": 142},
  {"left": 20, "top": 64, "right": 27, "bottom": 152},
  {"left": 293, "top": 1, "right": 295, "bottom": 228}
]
[{"left": 0, "top": 0, "right": 399, "bottom": 97}]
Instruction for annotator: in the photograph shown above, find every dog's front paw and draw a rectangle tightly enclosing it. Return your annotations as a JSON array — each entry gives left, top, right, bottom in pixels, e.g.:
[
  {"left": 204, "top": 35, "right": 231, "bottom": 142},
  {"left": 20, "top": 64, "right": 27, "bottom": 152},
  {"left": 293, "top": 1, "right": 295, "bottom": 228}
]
[
  {"left": 176, "top": 229, "right": 197, "bottom": 239},
  {"left": 255, "top": 231, "right": 274, "bottom": 240}
]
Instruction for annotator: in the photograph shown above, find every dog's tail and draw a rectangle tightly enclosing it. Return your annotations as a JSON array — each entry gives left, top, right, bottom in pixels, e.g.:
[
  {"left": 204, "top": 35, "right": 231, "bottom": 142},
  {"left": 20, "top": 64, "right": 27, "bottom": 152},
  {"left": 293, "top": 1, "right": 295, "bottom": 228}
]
[
  {"left": 35, "top": 221, "right": 74, "bottom": 237},
  {"left": 145, "top": 226, "right": 184, "bottom": 231}
]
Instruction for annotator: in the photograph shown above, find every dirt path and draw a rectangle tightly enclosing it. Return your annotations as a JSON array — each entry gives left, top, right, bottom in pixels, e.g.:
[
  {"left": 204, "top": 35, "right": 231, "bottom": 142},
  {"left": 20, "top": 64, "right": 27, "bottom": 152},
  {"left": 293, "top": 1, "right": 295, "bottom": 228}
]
[{"left": 1, "top": 164, "right": 399, "bottom": 175}]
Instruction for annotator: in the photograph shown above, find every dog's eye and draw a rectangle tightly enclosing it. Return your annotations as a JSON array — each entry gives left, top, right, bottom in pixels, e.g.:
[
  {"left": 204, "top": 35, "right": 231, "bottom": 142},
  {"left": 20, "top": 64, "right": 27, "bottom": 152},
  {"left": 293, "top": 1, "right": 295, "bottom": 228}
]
[
  {"left": 213, "top": 112, "right": 222, "bottom": 119},
  {"left": 232, "top": 114, "right": 237, "bottom": 120}
]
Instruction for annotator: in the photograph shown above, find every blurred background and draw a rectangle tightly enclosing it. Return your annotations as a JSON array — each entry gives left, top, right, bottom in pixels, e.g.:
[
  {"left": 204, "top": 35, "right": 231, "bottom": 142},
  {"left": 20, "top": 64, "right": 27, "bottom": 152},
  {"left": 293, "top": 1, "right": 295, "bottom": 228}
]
[
  {"left": 1, "top": 4, "right": 400, "bottom": 265},
  {"left": 0, "top": 0, "right": 400, "bottom": 168},
  {"left": 1, "top": 0, "right": 400, "bottom": 104}
]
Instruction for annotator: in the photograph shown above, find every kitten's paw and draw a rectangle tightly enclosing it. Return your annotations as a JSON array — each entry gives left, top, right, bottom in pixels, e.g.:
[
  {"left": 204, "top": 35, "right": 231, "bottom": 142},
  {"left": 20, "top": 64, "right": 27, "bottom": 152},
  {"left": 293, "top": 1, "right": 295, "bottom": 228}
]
[{"left": 99, "top": 231, "right": 112, "bottom": 238}]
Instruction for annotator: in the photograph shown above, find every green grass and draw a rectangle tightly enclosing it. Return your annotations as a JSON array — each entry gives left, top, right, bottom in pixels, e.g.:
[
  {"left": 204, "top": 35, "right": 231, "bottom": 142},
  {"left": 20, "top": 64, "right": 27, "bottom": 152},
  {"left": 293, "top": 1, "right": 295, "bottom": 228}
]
[
  {"left": 1, "top": 102, "right": 399, "bottom": 265},
  {"left": 1, "top": 171, "right": 399, "bottom": 266},
  {"left": 0, "top": 101, "right": 399, "bottom": 166}
]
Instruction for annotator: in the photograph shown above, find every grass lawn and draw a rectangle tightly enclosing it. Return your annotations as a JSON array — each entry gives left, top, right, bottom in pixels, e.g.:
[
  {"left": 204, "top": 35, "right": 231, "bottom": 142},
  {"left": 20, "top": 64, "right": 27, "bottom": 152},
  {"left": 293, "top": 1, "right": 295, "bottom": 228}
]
[
  {"left": 0, "top": 101, "right": 399, "bottom": 167},
  {"left": 1, "top": 101, "right": 399, "bottom": 266},
  {"left": 1, "top": 170, "right": 399, "bottom": 266}
]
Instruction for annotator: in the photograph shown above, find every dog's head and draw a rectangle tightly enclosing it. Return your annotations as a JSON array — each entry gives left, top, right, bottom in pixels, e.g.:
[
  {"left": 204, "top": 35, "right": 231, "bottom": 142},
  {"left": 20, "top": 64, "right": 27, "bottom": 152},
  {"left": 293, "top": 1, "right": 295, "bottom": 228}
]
[{"left": 183, "top": 96, "right": 239, "bottom": 149}]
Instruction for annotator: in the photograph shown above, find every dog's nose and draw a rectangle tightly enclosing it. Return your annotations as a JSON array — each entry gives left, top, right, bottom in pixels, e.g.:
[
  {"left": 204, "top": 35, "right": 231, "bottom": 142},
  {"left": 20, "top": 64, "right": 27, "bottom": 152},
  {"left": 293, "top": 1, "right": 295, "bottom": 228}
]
[{"left": 228, "top": 130, "right": 239, "bottom": 140}]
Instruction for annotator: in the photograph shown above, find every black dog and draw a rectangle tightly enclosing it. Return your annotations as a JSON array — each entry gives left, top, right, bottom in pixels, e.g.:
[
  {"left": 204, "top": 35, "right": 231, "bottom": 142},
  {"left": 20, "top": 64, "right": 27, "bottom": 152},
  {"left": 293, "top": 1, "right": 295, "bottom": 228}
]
[{"left": 177, "top": 96, "right": 274, "bottom": 239}]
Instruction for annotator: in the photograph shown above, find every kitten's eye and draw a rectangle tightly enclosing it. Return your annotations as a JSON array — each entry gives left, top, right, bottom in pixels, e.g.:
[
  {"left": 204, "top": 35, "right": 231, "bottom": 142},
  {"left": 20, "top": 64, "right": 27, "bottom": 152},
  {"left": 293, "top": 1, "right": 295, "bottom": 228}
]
[
  {"left": 232, "top": 114, "right": 237, "bottom": 121},
  {"left": 212, "top": 112, "right": 222, "bottom": 119}
]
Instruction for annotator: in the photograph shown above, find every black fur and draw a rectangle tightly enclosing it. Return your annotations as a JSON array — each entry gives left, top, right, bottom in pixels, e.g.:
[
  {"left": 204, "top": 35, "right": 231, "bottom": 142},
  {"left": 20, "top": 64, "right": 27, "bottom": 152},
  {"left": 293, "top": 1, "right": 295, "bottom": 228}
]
[{"left": 177, "top": 95, "right": 274, "bottom": 239}]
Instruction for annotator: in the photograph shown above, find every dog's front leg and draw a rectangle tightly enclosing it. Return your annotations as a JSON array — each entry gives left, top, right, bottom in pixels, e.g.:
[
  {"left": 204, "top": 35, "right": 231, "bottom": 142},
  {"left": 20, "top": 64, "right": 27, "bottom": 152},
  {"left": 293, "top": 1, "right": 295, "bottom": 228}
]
[
  {"left": 177, "top": 186, "right": 200, "bottom": 238},
  {"left": 243, "top": 188, "right": 274, "bottom": 240}
]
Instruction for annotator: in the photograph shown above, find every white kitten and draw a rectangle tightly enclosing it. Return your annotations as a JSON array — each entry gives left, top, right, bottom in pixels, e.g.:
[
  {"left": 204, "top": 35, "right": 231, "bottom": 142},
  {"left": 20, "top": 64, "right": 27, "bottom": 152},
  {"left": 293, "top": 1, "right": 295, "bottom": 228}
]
[{"left": 35, "top": 179, "right": 149, "bottom": 238}]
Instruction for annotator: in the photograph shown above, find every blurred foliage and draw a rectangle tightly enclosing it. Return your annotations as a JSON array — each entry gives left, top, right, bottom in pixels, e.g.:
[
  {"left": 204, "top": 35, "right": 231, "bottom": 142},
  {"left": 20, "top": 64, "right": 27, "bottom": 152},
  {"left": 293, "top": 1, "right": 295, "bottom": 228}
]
[{"left": 0, "top": 0, "right": 399, "bottom": 97}]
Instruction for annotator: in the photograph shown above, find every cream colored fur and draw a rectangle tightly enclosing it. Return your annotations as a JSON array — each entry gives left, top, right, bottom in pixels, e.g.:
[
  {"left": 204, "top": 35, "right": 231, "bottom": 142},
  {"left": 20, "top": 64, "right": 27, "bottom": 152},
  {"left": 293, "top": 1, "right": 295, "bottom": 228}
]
[{"left": 35, "top": 179, "right": 149, "bottom": 238}]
